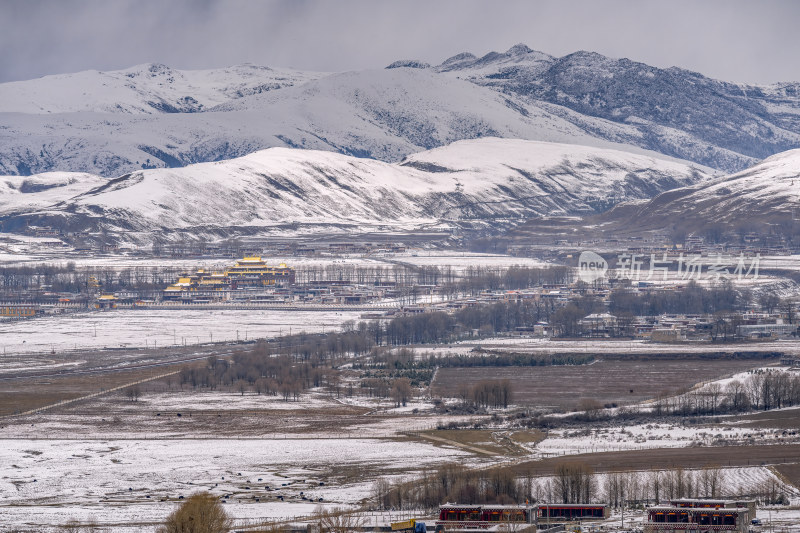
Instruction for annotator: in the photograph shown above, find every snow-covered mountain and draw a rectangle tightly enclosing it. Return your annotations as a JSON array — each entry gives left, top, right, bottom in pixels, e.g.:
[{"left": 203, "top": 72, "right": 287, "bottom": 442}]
[
  {"left": 0, "top": 63, "right": 323, "bottom": 114},
  {"left": 435, "top": 45, "right": 800, "bottom": 172},
  {"left": 0, "top": 138, "right": 709, "bottom": 241},
  {"left": 1, "top": 46, "right": 798, "bottom": 177},
  {"left": 600, "top": 148, "right": 800, "bottom": 233},
  {"left": 0, "top": 67, "right": 656, "bottom": 177}
]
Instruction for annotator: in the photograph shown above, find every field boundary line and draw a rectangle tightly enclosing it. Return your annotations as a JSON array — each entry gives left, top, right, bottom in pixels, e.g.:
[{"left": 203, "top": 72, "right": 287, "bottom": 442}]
[
  {"left": 415, "top": 432, "right": 496, "bottom": 456},
  {"left": 4, "top": 369, "right": 180, "bottom": 418}
]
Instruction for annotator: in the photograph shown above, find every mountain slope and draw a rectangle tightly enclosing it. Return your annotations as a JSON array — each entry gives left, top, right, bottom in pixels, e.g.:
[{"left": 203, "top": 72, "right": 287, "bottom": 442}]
[
  {"left": 437, "top": 45, "right": 800, "bottom": 172},
  {"left": 0, "top": 68, "right": 654, "bottom": 177},
  {"left": 0, "top": 138, "right": 709, "bottom": 240},
  {"left": 2, "top": 47, "right": 799, "bottom": 177},
  {"left": 593, "top": 149, "right": 800, "bottom": 235}
]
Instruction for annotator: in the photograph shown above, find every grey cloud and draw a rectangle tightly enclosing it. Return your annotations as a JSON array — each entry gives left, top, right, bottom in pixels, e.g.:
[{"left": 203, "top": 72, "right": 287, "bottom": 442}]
[{"left": 0, "top": 0, "right": 798, "bottom": 83}]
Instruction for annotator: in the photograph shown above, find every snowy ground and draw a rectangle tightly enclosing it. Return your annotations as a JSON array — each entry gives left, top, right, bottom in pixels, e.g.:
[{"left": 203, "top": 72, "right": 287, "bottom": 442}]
[
  {"left": 3, "top": 374, "right": 800, "bottom": 530},
  {"left": 0, "top": 251, "right": 387, "bottom": 270},
  {"left": 0, "top": 308, "right": 364, "bottom": 356},
  {"left": 389, "top": 252, "right": 548, "bottom": 270},
  {"left": 0, "top": 386, "right": 455, "bottom": 440},
  {"left": 535, "top": 423, "right": 768, "bottom": 456},
  {"left": 0, "top": 438, "right": 470, "bottom": 532}
]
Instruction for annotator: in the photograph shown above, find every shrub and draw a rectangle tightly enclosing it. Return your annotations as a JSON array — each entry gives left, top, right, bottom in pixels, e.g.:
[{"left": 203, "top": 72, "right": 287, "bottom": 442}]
[{"left": 157, "top": 492, "right": 232, "bottom": 533}]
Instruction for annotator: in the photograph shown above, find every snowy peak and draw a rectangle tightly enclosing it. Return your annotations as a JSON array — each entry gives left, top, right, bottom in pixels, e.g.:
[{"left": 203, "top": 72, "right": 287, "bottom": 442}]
[
  {"left": 386, "top": 60, "right": 431, "bottom": 69},
  {"left": 506, "top": 43, "right": 534, "bottom": 56},
  {"left": 438, "top": 52, "right": 478, "bottom": 70},
  {"left": 121, "top": 62, "right": 177, "bottom": 79},
  {"left": 435, "top": 45, "right": 554, "bottom": 74},
  {"left": 0, "top": 62, "right": 324, "bottom": 114}
]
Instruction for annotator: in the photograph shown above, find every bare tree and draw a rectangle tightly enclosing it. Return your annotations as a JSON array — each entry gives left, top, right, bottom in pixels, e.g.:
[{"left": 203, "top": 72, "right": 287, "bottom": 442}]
[
  {"left": 604, "top": 471, "right": 624, "bottom": 509},
  {"left": 649, "top": 470, "right": 664, "bottom": 504},
  {"left": 759, "top": 293, "right": 780, "bottom": 314},
  {"left": 391, "top": 378, "right": 413, "bottom": 407},
  {"left": 313, "top": 506, "right": 365, "bottom": 533},
  {"left": 699, "top": 465, "right": 724, "bottom": 498},
  {"left": 726, "top": 379, "right": 750, "bottom": 412},
  {"left": 705, "top": 383, "right": 723, "bottom": 415},
  {"left": 554, "top": 462, "right": 595, "bottom": 504},
  {"left": 125, "top": 384, "right": 141, "bottom": 402}
]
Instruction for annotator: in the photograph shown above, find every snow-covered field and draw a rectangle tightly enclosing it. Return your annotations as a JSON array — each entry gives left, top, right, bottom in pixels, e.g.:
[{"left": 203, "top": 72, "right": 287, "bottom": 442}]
[
  {"left": 0, "top": 438, "right": 469, "bottom": 532},
  {"left": 535, "top": 423, "right": 764, "bottom": 456},
  {"left": 390, "top": 252, "right": 548, "bottom": 270},
  {"left": 0, "top": 308, "right": 364, "bottom": 355},
  {"left": 3, "top": 370, "right": 800, "bottom": 530}
]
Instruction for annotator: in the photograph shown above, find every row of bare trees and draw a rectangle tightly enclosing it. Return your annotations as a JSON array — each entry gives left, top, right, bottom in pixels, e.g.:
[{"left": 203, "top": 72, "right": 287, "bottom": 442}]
[
  {"left": 0, "top": 263, "right": 182, "bottom": 296},
  {"left": 375, "top": 300, "right": 564, "bottom": 346},
  {"left": 178, "top": 349, "right": 334, "bottom": 400},
  {"left": 373, "top": 464, "right": 527, "bottom": 510},
  {"left": 536, "top": 464, "right": 725, "bottom": 506},
  {"left": 176, "top": 343, "right": 420, "bottom": 404},
  {"left": 374, "top": 461, "right": 787, "bottom": 511},
  {"left": 653, "top": 369, "right": 800, "bottom": 416},
  {"left": 609, "top": 281, "right": 742, "bottom": 316},
  {"left": 456, "top": 380, "right": 513, "bottom": 409}
]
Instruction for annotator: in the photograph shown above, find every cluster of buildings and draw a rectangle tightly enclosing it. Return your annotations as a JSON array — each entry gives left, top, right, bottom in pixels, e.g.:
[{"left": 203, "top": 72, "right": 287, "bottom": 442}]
[
  {"left": 644, "top": 499, "right": 756, "bottom": 533},
  {"left": 163, "top": 257, "right": 295, "bottom": 303},
  {"left": 160, "top": 256, "right": 414, "bottom": 305},
  {"left": 432, "top": 499, "right": 756, "bottom": 533},
  {"left": 573, "top": 312, "right": 799, "bottom": 341},
  {"left": 421, "top": 283, "right": 799, "bottom": 341}
]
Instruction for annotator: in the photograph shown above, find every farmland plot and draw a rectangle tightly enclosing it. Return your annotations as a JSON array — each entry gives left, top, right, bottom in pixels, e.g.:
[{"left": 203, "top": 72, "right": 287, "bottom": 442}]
[
  {"left": 431, "top": 359, "right": 769, "bottom": 409},
  {"left": 0, "top": 308, "right": 364, "bottom": 355}
]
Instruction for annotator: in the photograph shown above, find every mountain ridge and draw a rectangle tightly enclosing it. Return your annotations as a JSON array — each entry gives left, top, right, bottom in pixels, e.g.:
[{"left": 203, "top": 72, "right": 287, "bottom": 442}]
[
  {"left": 0, "top": 138, "right": 709, "bottom": 242},
  {"left": 0, "top": 45, "right": 798, "bottom": 177}
]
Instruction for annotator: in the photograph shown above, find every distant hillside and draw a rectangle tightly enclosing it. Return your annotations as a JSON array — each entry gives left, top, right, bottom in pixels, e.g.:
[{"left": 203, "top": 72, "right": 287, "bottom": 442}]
[
  {"left": 0, "top": 138, "right": 708, "bottom": 242},
  {"left": 595, "top": 148, "right": 800, "bottom": 235}
]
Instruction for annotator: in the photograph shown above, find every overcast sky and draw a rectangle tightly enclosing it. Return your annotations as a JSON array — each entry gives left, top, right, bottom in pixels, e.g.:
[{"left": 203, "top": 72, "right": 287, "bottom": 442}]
[{"left": 1, "top": 0, "right": 798, "bottom": 84}]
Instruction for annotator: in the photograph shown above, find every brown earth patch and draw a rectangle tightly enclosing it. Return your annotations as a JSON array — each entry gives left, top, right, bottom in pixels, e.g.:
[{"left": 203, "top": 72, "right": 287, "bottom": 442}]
[{"left": 432, "top": 359, "right": 766, "bottom": 410}]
